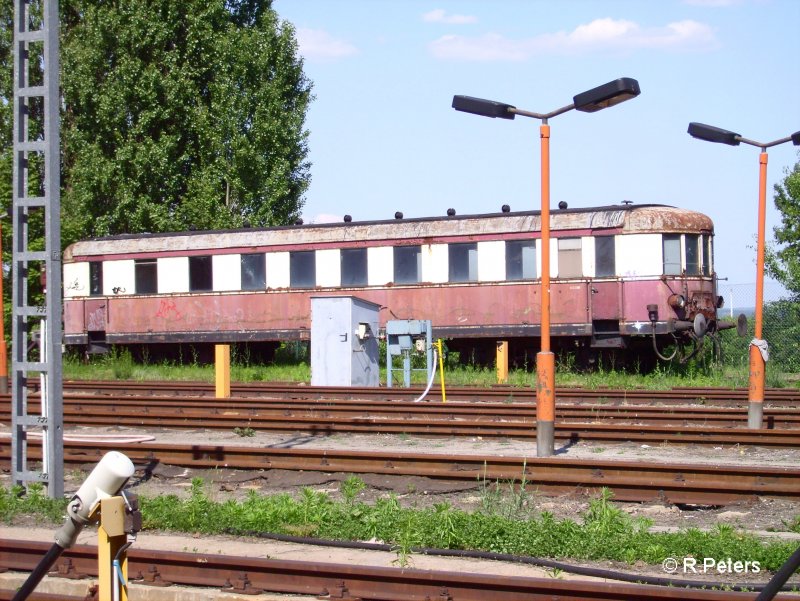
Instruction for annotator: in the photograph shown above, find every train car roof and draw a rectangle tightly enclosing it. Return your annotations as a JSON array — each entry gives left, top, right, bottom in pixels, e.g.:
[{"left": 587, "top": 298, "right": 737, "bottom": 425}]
[{"left": 64, "top": 203, "right": 714, "bottom": 260}]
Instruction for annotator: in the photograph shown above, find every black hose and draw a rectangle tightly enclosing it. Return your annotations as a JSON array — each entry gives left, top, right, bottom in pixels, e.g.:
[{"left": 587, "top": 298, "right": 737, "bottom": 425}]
[
  {"left": 651, "top": 324, "right": 678, "bottom": 361},
  {"left": 755, "top": 544, "right": 800, "bottom": 601},
  {"left": 11, "top": 543, "right": 65, "bottom": 601},
  {"left": 225, "top": 528, "right": 791, "bottom": 593}
]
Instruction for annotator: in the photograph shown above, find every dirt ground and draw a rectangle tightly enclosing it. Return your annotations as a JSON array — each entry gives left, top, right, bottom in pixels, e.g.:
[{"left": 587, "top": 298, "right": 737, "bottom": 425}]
[{"left": 3, "top": 423, "right": 800, "bottom": 591}]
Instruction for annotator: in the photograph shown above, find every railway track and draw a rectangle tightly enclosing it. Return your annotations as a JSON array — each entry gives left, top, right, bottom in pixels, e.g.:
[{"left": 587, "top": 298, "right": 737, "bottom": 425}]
[
  {"left": 1, "top": 438, "right": 797, "bottom": 504},
  {"left": 51, "top": 380, "right": 800, "bottom": 405},
  {"left": 1, "top": 539, "right": 792, "bottom": 601},
  {"left": 5, "top": 393, "right": 800, "bottom": 446}
]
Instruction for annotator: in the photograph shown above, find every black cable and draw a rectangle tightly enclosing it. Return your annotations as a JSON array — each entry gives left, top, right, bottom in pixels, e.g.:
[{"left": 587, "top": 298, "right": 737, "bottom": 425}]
[
  {"left": 11, "top": 543, "right": 65, "bottom": 601},
  {"left": 225, "top": 528, "right": 794, "bottom": 593},
  {"left": 756, "top": 544, "right": 800, "bottom": 601}
]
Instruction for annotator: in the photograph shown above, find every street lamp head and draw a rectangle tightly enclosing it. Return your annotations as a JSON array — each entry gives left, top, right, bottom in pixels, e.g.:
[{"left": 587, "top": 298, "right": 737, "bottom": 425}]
[
  {"left": 452, "top": 95, "right": 515, "bottom": 120},
  {"left": 687, "top": 122, "right": 741, "bottom": 146},
  {"left": 792, "top": 131, "right": 800, "bottom": 146},
  {"left": 573, "top": 77, "right": 640, "bottom": 113}
]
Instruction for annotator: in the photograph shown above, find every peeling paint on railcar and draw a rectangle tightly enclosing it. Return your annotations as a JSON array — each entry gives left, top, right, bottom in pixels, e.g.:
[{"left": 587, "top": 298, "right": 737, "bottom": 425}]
[
  {"left": 64, "top": 205, "right": 688, "bottom": 260},
  {"left": 623, "top": 206, "right": 713, "bottom": 234}
]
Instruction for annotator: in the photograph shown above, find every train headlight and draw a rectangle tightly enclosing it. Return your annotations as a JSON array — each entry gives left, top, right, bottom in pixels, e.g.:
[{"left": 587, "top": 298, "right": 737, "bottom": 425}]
[{"left": 668, "top": 294, "right": 686, "bottom": 310}]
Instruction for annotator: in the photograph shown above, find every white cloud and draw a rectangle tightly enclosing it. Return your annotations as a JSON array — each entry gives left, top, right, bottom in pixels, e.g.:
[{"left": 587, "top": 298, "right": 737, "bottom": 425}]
[
  {"left": 428, "top": 18, "right": 717, "bottom": 61},
  {"left": 422, "top": 8, "right": 478, "bottom": 25},
  {"left": 296, "top": 28, "right": 358, "bottom": 61},
  {"left": 309, "top": 213, "right": 343, "bottom": 224}
]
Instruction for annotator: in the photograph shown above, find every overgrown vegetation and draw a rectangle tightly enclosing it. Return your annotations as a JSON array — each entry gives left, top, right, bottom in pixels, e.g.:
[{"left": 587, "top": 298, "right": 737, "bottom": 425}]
[
  {"left": 3, "top": 480, "right": 796, "bottom": 573},
  {"left": 63, "top": 334, "right": 800, "bottom": 390}
]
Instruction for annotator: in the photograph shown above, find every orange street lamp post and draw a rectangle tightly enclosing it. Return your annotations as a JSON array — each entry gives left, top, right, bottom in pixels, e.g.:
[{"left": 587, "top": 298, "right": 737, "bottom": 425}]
[
  {"left": 453, "top": 78, "right": 641, "bottom": 456},
  {"left": 688, "top": 124, "right": 800, "bottom": 429}
]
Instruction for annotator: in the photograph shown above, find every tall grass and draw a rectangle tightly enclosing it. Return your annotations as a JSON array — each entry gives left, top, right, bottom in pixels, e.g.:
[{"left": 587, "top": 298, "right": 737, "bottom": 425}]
[{"left": 63, "top": 342, "right": 798, "bottom": 389}]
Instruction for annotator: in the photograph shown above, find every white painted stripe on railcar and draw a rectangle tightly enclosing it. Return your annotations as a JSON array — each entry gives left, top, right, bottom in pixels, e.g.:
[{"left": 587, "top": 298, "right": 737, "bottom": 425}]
[
  {"left": 63, "top": 262, "right": 90, "bottom": 298},
  {"left": 212, "top": 254, "right": 241, "bottom": 291},
  {"left": 316, "top": 248, "right": 341, "bottom": 287},
  {"left": 477, "top": 240, "right": 505, "bottom": 282},
  {"left": 158, "top": 257, "right": 189, "bottom": 293},
  {"left": 266, "top": 252, "right": 290, "bottom": 289},
  {"left": 103, "top": 259, "right": 135, "bottom": 296},
  {"left": 367, "top": 246, "right": 392, "bottom": 286}
]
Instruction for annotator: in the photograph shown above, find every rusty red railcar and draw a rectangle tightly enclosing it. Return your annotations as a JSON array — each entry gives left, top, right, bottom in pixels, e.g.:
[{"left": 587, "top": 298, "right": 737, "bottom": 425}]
[{"left": 62, "top": 203, "right": 726, "bottom": 366}]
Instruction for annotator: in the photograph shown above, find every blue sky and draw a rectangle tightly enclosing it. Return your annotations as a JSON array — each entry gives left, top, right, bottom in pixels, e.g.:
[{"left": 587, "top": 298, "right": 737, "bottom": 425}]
[{"left": 273, "top": 0, "right": 800, "bottom": 291}]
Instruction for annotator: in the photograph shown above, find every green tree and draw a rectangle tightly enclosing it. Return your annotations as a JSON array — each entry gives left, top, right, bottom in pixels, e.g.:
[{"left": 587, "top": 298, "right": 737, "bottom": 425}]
[
  {"left": 766, "top": 154, "right": 800, "bottom": 297},
  {"left": 58, "top": 0, "right": 312, "bottom": 244}
]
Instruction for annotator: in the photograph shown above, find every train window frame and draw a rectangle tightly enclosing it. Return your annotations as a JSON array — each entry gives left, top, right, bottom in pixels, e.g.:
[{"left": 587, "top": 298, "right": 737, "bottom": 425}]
[
  {"left": 448, "top": 242, "right": 478, "bottom": 283},
  {"left": 505, "top": 240, "right": 537, "bottom": 280},
  {"left": 685, "top": 234, "right": 701, "bottom": 276},
  {"left": 341, "top": 248, "right": 368, "bottom": 287},
  {"left": 394, "top": 245, "right": 421, "bottom": 285},
  {"left": 290, "top": 250, "right": 316, "bottom": 289},
  {"left": 557, "top": 237, "right": 582, "bottom": 279},
  {"left": 594, "top": 236, "right": 616, "bottom": 278},
  {"left": 134, "top": 259, "right": 158, "bottom": 294},
  {"left": 662, "top": 234, "right": 682, "bottom": 275},
  {"left": 89, "top": 261, "right": 103, "bottom": 296},
  {"left": 241, "top": 253, "right": 266, "bottom": 290},
  {"left": 702, "top": 234, "right": 711, "bottom": 276},
  {"left": 189, "top": 255, "right": 213, "bottom": 292}
]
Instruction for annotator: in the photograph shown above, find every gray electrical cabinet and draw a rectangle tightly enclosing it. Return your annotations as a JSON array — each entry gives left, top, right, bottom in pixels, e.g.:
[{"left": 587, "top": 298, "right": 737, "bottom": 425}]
[{"left": 311, "top": 296, "right": 380, "bottom": 387}]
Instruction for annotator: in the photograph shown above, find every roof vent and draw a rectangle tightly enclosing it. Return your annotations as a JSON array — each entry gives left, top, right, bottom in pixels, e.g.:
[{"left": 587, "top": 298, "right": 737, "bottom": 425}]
[
  {"left": 622, "top": 200, "right": 633, "bottom": 205},
  {"left": 344, "top": 215, "right": 352, "bottom": 223},
  {"left": 447, "top": 208, "right": 456, "bottom": 216},
  {"left": 501, "top": 204, "right": 510, "bottom": 213},
  {"left": 558, "top": 201, "right": 568, "bottom": 210},
  {"left": 394, "top": 211, "right": 403, "bottom": 219}
]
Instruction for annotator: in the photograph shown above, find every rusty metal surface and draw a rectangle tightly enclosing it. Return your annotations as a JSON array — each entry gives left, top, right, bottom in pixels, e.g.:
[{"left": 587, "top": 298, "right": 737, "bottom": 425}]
[
  {"left": 2, "top": 438, "right": 798, "bottom": 504},
  {"left": 4, "top": 395, "right": 799, "bottom": 446},
  {"left": 624, "top": 206, "right": 714, "bottom": 234},
  {"left": 1, "top": 539, "right": 789, "bottom": 601},
  {"left": 64, "top": 204, "right": 709, "bottom": 261}
]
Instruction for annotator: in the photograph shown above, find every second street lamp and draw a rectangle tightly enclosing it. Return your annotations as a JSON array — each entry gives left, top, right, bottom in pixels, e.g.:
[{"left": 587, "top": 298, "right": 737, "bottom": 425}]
[
  {"left": 688, "top": 122, "right": 800, "bottom": 429},
  {"left": 453, "top": 77, "right": 641, "bottom": 457}
]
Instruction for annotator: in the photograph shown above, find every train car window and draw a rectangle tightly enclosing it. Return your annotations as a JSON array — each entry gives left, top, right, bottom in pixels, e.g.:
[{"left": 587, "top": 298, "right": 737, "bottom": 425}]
[
  {"left": 189, "top": 256, "right": 213, "bottom": 291},
  {"left": 449, "top": 242, "right": 478, "bottom": 282},
  {"left": 595, "top": 237, "right": 616, "bottom": 277},
  {"left": 89, "top": 261, "right": 103, "bottom": 295},
  {"left": 241, "top": 253, "right": 266, "bottom": 290},
  {"left": 341, "top": 248, "right": 368, "bottom": 287},
  {"left": 662, "top": 235, "right": 681, "bottom": 275},
  {"left": 685, "top": 234, "right": 700, "bottom": 275},
  {"left": 506, "top": 240, "right": 536, "bottom": 280},
  {"left": 394, "top": 245, "right": 421, "bottom": 284},
  {"left": 558, "top": 238, "right": 582, "bottom": 278},
  {"left": 134, "top": 259, "right": 157, "bottom": 294},
  {"left": 702, "top": 234, "right": 711, "bottom": 276},
  {"left": 290, "top": 250, "right": 316, "bottom": 288}
]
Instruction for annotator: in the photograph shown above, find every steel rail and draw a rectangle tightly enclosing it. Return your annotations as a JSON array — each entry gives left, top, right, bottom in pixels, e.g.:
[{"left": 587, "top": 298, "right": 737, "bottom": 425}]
[
  {"left": 45, "top": 380, "right": 800, "bottom": 404},
  {"left": 1, "top": 439, "right": 797, "bottom": 504},
  {"left": 1, "top": 539, "right": 787, "bottom": 601},
  {"left": 3, "top": 403, "right": 799, "bottom": 446},
  {"left": 9, "top": 393, "right": 800, "bottom": 428}
]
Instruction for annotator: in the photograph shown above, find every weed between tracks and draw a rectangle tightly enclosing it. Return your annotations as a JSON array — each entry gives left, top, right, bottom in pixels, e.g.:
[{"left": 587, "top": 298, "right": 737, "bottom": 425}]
[{"left": 2, "top": 480, "right": 797, "bottom": 574}]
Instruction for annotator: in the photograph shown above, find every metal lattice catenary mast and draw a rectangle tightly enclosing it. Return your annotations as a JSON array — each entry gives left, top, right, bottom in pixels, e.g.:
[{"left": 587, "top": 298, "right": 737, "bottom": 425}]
[{"left": 11, "top": 0, "right": 64, "bottom": 498}]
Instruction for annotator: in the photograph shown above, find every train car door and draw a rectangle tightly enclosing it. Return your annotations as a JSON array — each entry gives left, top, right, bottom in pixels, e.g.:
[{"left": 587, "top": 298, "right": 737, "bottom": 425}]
[
  {"left": 84, "top": 299, "right": 108, "bottom": 352},
  {"left": 590, "top": 281, "right": 623, "bottom": 347}
]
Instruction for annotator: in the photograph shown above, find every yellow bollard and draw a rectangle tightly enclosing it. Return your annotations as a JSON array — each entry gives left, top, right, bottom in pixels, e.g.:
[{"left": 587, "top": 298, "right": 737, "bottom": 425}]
[
  {"left": 436, "top": 339, "right": 447, "bottom": 403},
  {"left": 496, "top": 341, "right": 509, "bottom": 384},
  {"left": 98, "top": 497, "right": 130, "bottom": 601},
  {"left": 215, "top": 344, "right": 231, "bottom": 399}
]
